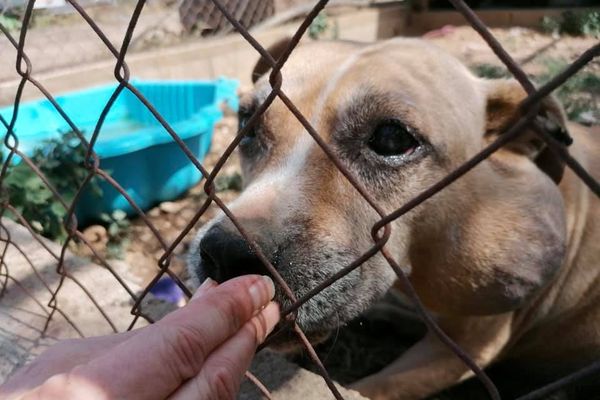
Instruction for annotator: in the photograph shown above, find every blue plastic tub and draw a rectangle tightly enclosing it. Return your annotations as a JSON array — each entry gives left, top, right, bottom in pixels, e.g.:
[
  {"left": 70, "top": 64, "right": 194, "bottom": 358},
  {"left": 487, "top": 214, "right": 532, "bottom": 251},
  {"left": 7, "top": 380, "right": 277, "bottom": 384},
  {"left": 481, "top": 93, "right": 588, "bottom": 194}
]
[{"left": 0, "top": 78, "right": 238, "bottom": 224}]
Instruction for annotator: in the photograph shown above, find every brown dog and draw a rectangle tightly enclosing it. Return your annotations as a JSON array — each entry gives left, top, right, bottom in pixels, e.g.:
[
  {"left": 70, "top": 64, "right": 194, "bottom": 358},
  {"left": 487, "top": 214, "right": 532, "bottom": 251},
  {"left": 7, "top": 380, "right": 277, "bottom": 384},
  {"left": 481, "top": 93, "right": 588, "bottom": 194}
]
[{"left": 188, "top": 38, "right": 600, "bottom": 399}]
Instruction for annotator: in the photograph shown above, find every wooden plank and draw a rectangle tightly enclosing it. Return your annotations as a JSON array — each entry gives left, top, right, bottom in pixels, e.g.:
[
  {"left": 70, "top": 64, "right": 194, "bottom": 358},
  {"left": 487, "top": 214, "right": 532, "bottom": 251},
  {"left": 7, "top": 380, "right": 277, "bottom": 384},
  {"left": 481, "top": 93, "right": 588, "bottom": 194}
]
[{"left": 404, "top": 7, "right": 600, "bottom": 35}]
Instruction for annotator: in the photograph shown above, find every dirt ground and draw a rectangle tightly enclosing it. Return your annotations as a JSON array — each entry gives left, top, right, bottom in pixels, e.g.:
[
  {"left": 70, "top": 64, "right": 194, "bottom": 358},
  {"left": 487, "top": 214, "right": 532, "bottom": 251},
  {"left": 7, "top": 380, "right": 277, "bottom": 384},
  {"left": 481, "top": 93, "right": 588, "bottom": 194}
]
[
  {"left": 75, "top": 112, "right": 241, "bottom": 286},
  {"left": 71, "top": 25, "right": 599, "bottom": 399},
  {"left": 426, "top": 25, "right": 600, "bottom": 75}
]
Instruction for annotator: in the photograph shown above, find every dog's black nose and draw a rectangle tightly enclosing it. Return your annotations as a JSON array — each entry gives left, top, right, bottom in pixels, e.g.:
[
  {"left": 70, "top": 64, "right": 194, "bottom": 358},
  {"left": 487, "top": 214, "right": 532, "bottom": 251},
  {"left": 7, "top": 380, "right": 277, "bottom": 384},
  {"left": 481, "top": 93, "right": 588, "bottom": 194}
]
[{"left": 199, "top": 224, "right": 267, "bottom": 283}]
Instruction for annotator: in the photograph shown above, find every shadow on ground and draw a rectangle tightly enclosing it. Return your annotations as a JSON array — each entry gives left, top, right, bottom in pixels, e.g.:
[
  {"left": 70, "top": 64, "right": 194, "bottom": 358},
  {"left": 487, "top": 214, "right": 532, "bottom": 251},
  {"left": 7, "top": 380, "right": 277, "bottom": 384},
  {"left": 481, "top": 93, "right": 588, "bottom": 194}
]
[{"left": 293, "top": 293, "right": 600, "bottom": 400}]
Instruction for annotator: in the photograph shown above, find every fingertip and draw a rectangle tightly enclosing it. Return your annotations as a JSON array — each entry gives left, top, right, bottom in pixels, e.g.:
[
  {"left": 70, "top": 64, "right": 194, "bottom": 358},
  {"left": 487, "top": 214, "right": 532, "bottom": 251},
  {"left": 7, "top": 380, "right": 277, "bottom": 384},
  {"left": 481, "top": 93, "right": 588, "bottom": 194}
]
[
  {"left": 263, "top": 275, "right": 275, "bottom": 300},
  {"left": 248, "top": 275, "right": 276, "bottom": 310}
]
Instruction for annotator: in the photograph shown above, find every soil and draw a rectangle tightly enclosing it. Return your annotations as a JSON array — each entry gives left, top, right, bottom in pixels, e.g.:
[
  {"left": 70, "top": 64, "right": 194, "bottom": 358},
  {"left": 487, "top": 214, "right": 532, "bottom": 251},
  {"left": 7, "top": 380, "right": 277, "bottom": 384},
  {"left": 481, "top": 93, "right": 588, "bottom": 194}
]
[
  {"left": 427, "top": 25, "right": 599, "bottom": 71},
  {"left": 76, "top": 112, "right": 242, "bottom": 286}
]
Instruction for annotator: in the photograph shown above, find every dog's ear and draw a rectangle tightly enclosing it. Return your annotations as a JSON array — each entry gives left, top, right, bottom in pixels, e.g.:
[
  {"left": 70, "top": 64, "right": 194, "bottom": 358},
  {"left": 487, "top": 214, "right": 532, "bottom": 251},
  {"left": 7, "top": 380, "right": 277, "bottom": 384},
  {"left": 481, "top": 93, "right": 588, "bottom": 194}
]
[
  {"left": 252, "top": 37, "right": 293, "bottom": 83},
  {"left": 484, "top": 79, "right": 571, "bottom": 184}
]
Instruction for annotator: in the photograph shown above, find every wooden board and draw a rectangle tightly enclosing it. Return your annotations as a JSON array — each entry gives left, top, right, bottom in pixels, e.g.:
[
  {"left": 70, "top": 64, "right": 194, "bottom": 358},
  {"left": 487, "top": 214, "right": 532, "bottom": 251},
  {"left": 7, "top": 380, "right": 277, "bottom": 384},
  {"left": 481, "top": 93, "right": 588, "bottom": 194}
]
[{"left": 403, "top": 7, "right": 600, "bottom": 34}]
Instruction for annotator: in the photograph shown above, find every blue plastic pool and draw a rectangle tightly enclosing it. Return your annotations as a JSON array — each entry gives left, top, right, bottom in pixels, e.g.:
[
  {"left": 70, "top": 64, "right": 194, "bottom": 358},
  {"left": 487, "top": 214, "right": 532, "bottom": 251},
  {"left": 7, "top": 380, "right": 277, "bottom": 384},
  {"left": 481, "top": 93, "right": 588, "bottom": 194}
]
[{"left": 0, "top": 78, "right": 238, "bottom": 224}]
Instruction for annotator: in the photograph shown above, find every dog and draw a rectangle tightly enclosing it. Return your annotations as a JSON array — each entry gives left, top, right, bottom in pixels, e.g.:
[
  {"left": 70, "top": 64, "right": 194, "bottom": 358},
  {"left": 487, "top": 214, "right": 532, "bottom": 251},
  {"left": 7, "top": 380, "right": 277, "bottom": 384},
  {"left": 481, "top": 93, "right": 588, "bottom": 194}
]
[{"left": 187, "top": 38, "right": 600, "bottom": 400}]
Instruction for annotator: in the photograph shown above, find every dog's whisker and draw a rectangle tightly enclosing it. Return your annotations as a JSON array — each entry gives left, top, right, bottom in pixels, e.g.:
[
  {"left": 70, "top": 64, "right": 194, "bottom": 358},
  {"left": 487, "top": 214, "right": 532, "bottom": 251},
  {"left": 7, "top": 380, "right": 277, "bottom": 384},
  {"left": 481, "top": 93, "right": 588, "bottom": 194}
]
[{"left": 321, "top": 310, "right": 342, "bottom": 365}]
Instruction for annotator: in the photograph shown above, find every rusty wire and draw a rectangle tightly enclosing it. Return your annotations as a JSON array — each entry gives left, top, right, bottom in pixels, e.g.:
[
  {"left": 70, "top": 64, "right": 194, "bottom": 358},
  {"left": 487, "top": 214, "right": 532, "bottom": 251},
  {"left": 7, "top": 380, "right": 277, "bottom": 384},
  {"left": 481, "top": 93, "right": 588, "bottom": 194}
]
[{"left": 0, "top": 0, "right": 599, "bottom": 399}]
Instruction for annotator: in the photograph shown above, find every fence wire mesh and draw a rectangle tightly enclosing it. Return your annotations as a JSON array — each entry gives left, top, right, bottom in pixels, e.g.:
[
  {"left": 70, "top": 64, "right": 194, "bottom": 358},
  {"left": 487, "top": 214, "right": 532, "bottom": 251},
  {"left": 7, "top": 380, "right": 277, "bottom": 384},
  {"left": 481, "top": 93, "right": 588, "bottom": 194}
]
[{"left": 0, "top": 0, "right": 599, "bottom": 399}]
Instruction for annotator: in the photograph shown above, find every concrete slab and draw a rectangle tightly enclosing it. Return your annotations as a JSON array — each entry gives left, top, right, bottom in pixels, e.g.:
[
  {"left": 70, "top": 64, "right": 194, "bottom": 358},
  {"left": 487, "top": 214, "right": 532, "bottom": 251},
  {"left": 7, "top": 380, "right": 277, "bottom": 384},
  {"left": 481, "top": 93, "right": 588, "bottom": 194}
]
[
  {"left": 0, "top": 219, "right": 367, "bottom": 399},
  {"left": 0, "top": 6, "right": 407, "bottom": 105},
  {"left": 241, "top": 350, "right": 368, "bottom": 400},
  {"left": 0, "top": 218, "right": 148, "bottom": 382}
]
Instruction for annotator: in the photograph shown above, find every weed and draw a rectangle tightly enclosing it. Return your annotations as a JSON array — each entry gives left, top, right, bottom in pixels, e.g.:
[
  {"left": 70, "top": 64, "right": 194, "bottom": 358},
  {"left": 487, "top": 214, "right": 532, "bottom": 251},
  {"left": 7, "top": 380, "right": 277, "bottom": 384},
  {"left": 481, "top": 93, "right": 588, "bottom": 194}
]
[
  {"left": 560, "top": 10, "right": 600, "bottom": 37},
  {"left": 0, "top": 131, "right": 103, "bottom": 242},
  {"left": 0, "top": 13, "right": 21, "bottom": 32},
  {"left": 537, "top": 59, "right": 600, "bottom": 125},
  {"left": 471, "top": 63, "right": 510, "bottom": 79},
  {"left": 309, "top": 12, "right": 329, "bottom": 39},
  {"left": 540, "top": 15, "right": 561, "bottom": 35},
  {"left": 214, "top": 172, "right": 242, "bottom": 192},
  {"left": 541, "top": 11, "right": 600, "bottom": 37},
  {"left": 308, "top": 11, "right": 338, "bottom": 40},
  {"left": 99, "top": 210, "right": 130, "bottom": 259}
]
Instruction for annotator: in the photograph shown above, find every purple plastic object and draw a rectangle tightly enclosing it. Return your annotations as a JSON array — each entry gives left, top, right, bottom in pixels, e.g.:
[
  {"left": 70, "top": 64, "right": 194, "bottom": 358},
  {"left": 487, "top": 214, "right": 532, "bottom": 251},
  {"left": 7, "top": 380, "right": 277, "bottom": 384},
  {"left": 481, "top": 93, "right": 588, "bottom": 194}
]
[{"left": 149, "top": 277, "right": 185, "bottom": 305}]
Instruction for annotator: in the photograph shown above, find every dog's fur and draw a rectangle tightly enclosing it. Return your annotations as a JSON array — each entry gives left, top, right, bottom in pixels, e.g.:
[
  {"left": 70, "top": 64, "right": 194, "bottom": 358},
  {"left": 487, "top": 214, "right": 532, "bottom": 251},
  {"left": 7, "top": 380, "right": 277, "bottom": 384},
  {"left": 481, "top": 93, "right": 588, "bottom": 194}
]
[{"left": 188, "top": 38, "right": 600, "bottom": 399}]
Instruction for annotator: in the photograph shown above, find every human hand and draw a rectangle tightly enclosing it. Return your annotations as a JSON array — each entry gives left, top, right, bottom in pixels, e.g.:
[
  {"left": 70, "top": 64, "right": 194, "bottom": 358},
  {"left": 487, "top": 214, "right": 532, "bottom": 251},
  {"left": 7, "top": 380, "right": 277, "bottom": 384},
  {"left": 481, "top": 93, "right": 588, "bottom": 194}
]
[{"left": 0, "top": 275, "right": 279, "bottom": 400}]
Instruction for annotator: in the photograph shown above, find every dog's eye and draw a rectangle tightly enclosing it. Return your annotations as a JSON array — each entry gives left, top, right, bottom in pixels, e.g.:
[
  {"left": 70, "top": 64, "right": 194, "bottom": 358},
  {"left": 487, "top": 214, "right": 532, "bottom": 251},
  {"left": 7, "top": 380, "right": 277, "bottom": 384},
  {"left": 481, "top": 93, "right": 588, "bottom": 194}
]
[
  {"left": 368, "top": 122, "right": 418, "bottom": 157},
  {"left": 238, "top": 110, "right": 257, "bottom": 146}
]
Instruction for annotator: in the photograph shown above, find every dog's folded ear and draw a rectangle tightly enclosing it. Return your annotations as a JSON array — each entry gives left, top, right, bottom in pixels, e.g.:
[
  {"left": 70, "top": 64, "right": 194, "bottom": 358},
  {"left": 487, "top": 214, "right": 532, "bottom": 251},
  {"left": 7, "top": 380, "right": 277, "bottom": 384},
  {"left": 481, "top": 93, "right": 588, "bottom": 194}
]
[
  {"left": 484, "top": 79, "right": 571, "bottom": 184},
  {"left": 252, "top": 37, "right": 293, "bottom": 83}
]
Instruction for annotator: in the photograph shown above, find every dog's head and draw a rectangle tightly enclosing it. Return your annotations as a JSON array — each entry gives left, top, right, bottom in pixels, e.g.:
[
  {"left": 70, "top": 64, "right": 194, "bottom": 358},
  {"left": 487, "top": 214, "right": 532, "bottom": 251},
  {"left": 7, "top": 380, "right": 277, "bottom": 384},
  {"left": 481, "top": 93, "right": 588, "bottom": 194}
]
[{"left": 188, "top": 38, "right": 567, "bottom": 337}]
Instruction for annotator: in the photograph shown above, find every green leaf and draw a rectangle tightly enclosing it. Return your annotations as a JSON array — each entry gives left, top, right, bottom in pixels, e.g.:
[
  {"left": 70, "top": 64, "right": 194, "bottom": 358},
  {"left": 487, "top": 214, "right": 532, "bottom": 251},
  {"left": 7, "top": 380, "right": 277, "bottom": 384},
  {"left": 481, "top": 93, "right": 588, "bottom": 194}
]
[
  {"left": 50, "top": 201, "right": 67, "bottom": 219},
  {"left": 0, "top": 129, "right": 98, "bottom": 241}
]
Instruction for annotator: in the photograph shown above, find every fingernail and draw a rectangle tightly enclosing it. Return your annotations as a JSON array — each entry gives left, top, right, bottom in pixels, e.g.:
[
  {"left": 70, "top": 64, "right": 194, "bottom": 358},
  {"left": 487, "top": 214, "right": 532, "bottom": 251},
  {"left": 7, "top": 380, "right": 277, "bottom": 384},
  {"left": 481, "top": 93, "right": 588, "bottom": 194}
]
[
  {"left": 249, "top": 275, "right": 275, "bottom": 309},
  {"left": 192, "top": 277, "right": 217, "bottom": 300},
  {"left": 263, "top": 275, "right": 275, "bottom": 299}
]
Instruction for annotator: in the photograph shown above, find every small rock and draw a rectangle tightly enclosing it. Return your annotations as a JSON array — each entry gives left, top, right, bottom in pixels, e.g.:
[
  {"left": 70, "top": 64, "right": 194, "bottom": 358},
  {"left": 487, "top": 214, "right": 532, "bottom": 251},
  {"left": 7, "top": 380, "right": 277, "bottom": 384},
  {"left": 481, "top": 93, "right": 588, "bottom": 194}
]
[
  {"left": 153, "top": 249, "right": 167, "bottom": 260},
  {"left": 82, "top": 225, "right": 108, "bottom": 245},
  {"left": 148, "top": 207, "right": 161, "bottom": 218},
  {"left": 578, "top": 111, "right": 599, "bottom": 126},
  {"left": 139, "top": 231, "right": 154, "bottom": 243},
  {"left": 163, "top": 12, "right": 184, "bottom": 36},
  {"left": 180, "top": 208, "right": 198, "bottom": 221},
  {"left": 159, "top": 201, "right": 185, "bottom": 214},
  {"left": 174, "top": 216, "right": 191, "bottom": 229}
]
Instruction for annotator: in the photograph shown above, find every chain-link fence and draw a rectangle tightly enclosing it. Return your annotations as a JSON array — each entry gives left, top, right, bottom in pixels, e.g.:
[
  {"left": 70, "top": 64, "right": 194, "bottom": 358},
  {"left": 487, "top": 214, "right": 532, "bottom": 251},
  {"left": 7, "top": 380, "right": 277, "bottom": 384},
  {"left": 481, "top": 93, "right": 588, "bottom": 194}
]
[{"left": 1, "top": 0, "right": 599, "bottom": 399}]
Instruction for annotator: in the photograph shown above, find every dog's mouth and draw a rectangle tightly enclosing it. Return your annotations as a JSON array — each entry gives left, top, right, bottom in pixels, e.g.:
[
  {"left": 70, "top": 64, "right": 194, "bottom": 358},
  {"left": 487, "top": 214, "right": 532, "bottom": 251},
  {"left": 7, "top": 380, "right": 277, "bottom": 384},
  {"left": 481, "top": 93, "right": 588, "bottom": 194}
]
[
  {"left": 189, "top": 228, "right": 394, "bottom": 343},
  {"left": 260, "top": 289, "right": 345, "bottom": 352}
]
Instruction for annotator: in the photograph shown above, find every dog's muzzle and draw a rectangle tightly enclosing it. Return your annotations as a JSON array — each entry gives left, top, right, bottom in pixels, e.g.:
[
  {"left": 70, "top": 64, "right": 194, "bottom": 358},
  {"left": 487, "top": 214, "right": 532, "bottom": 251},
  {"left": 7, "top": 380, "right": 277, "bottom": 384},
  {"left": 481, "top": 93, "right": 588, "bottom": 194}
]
[{"left": 196, "top": 224, "right": 269, "bottom": 283}]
